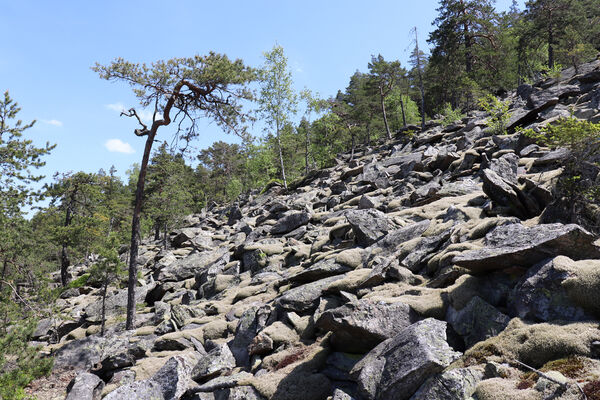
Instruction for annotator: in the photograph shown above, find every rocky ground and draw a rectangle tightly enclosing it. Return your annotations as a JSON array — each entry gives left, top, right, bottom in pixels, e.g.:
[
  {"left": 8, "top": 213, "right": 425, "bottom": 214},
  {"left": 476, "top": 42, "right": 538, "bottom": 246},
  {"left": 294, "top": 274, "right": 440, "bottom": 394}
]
[{"left": 28, "top": 59, "right": 600, "bottom": 400}]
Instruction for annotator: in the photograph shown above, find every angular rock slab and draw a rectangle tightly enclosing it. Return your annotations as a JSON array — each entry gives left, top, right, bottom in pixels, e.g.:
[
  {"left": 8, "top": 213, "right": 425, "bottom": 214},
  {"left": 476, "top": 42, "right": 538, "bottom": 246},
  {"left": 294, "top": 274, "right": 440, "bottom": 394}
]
[
  {"left": 350, "top": 318, "right": 461, "bottom": 400},
  {"left": 453, "top": 223, "right": 600, "bottom": 273},
  {"left": 65, "top": 372, "right": 105, "bottom": 400},
  {"left": 508, "top": 256, "right": 599, "bottom": 321},
  {"left": 270, "top": 211, "right": 310, "bottom": 234},
  {"left": 409, "top": 366, "right": 485, "bottom": 400},
  {"left": 446, "top": 296, "right": 510, "bottom": 348},
  {"left": 276, "top": 276, "right": 344, "bottom": 313},
  {"left": 105, "top": 354, "right": 197, "bottom": 400},
  {"left": 346, "top": 209, "right": 392, "bottom": 247},
  {"left": 316, "top": 299, "right": 419, "bottom": 353},
  {"left": 192, "top": 343, "right": 236, "bottom": 382}
]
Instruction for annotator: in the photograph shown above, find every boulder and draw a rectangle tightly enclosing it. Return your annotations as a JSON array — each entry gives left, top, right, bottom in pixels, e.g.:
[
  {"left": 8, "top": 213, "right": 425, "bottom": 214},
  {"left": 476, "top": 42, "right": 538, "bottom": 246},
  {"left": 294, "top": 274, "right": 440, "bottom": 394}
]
[
  {"left": 228, "top": 306, "right": 259, "bottom": 367},
  {"left": 509, "top": 256, "right": 600, "bottom": 321},
  {"left": 287, "top": 258, "right": 351, "bottom": 284},
  {"left": 105, "top": 354, "right": 197, "bottom": 400},
  {"left": 270, "top": 211, "right": 311, "bottom": 234},
  {"left": 453, "top": 223, "right": 600, "bottom": 273},
  {"left": 316, "top": 299, "right": 419, "bottom": 353},
  {"left": 84, "top": 284, "right": 153, "bottom": 323},
  {"left": 446, "top": 296, "right": 510, "bottom": 348},
  {"left": 409, "top": 366, "right": 485, "bottom": 400},
  {"left": 350, "top": 318, "right": 461, "bottom": 400},
  {"left": 346, "top": 209, "right": 392, "bottom": 247},
  {"left": 154, "top": 248, "right": 230, "bottom": 282},
  {"left": 192, "top": 343, "right": 236, "bottom": 382},
  {"left": 481, "top": 169, "right": 530, "bottom": 219},
  {"left": 65, "top": 372, "right": 104, "bottom": 400},
  {"left": 276, "top": 276, "right": 344, "bottom": 313}
]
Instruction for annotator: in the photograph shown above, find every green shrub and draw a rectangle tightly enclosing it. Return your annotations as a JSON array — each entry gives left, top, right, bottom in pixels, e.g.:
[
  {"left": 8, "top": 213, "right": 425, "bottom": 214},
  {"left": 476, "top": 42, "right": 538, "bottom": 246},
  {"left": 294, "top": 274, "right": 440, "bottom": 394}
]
[
  {"left": 439, "top": 103, "right": 464, "bottom": 126},
  {"left": 0, "top": 318, "right": 53, "bottom": 399},
  {"left": 522, "top": 117, "right": 600, "bottom": 226},
  {"left": 478, "top": 94, "right": 511, "bottom": 135},
  {"left": 67, "top": 273, "right": 90, "bottom": 289}
]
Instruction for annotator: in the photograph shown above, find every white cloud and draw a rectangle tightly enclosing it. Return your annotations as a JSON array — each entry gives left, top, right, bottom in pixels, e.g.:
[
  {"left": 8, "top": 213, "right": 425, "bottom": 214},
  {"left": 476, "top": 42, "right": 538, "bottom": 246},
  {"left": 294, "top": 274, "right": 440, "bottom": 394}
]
[
  {"left": 106, "top": 102, "right": 126, "bottom": 113},
  {"left": 105, "top": 103, "right": 157, "bottom": 123},
  {"left": 105, "top": 139, "right": 135, "bottom": 154},
  {"left": 41, "top": 119, "right": 63, "bottom": 127}
]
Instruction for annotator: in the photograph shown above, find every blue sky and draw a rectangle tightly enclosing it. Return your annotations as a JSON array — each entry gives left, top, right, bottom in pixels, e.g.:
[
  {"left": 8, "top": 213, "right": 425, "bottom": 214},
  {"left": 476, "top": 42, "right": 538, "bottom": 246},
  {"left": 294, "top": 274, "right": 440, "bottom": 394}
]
[{"left": 1, "top": 0, "right": 523, "bottom": 187}]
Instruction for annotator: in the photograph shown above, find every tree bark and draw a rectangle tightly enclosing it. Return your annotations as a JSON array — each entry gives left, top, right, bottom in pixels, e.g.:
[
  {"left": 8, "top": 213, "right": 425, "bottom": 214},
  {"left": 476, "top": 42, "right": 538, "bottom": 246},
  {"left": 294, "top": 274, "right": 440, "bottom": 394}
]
[
  {"left": 305, "top": 126, "right": 310, "bottom": 175},
  {"left": 60, "top": 201, "right": 74, "bottom": 287},
  {"left": 414, "top": 28, "right": 426, "bottom": 130},
  {"left": 548, "top": 25, "right": 555, "bottom": 69},
  {"left": 126, "top": 130, "right": 155, "bottom": 330},
  {"left": 380, "top": 88, "right": 391, "bottom": 140},
  {"left": 399, "top": 95, "right": 407, "bottom": 128},
  {"left": 100, "top": 278, "right": 107, "bottom": 337},
  {"left": 276, "top": 122, "right": 287, "bottom": 189}
]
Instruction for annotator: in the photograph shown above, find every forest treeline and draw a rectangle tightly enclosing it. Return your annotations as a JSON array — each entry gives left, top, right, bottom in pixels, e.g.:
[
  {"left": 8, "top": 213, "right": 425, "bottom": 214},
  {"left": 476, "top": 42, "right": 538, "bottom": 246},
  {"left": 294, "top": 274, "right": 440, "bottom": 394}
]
[{"left": 1, "top": 0, "right": 600, "bottom": 396}]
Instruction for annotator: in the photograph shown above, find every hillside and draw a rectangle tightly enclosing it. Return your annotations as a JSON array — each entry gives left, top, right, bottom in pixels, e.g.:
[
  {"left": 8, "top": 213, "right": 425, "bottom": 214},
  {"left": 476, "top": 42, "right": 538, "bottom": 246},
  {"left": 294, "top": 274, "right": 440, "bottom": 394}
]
[{"left": 29, "top": 59, "right": 600, "bottom": 400}]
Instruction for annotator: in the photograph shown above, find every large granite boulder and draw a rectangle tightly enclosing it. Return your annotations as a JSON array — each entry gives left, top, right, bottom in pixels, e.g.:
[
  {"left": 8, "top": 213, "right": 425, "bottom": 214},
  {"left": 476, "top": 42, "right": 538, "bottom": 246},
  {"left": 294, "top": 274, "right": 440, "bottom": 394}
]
[
  {"left": 65, "top": 372, "right": 105, "bottom": 400},
  {"left": 446, "top": 296, "right": 510, "bottom": 348},
  {"left": 270, "top": 211, "right": 311, "bottom": 234},
  {"left": 453, "top": 223, "right": 600, "bottom": 273},
  {"left": 509, "top": 256, "right": 600, "bottom": 321},
  {"left": 346, "top": 209, "right": 392, "bottom": 247},
  {"left": 105, "top": 354, "right": 198, "bottom": 400},
  {"left": 316, "top": 299, "right": 419, "bottom": 353},
  {"left": 154, "top": 248, "right": 230, "bottom": 282},
  {"left": 409, "top": 366, "right": 485, "bottom": 400},
  {"left": 350, "top": 318, "right": 461, "bottom": 400}
]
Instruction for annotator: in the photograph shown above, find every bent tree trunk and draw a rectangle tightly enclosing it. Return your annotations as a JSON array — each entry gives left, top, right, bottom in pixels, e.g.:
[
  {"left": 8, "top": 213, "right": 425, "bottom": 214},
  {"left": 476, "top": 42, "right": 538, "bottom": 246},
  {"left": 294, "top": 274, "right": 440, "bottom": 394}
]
[{"left": 126, "top": 130, "right": 156, "bottom": 330}]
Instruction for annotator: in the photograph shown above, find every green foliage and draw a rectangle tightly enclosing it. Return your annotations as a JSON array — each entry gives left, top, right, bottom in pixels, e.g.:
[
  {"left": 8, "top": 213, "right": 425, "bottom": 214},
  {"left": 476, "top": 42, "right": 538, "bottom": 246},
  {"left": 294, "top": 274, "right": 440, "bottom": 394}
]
[
  {"left": 257, "top": 44, "right": 298, "bottom": 188},
  {"left": 0, "top": 92, "right": 54, "bottom": 397},
  {"left": 0, "top": 319, "right": 53, "bottom": 400},
  {"left": 478, "top": 94, "right": 511, "bottom": 135},
  {"left": 523, "top": 117, "right": 600, "bottom": 225},
  {"left": 67, "top": 273, "right": 90, "bottom": 289},
  {"left": 439, "top": 103, "right": 465, "bottom": 126},
  {"left": 145, "top": 143, "right": 195, "bottom": 244}
]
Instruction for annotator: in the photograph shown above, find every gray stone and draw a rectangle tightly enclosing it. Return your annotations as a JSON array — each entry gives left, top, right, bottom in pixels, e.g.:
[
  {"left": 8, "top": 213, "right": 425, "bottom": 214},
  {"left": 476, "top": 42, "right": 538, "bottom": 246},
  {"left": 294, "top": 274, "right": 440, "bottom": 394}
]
[
  {"left": 65, "top": 372, "right": 104, "bottom": 400},
  {"left": 350, "top": 318, "right": 461, "bottom": 400},
  {"left": 316, "top": 299, "right": 419, "bottom": 353},
  {"left": 154, "top": 249, "right": 230, "bottom": 282},
  {"left": 374, "top": 220, "right": 430, "bottom": 253},
  {"left": 508, "top": 256, "right": 593, "bottom": 322},
  {"left": 321, "top": 352, "right": 361, "bottom": 381},
  {"left": 409, "top": 366, "right": 485, "bottom": 400},
  {"left": 346, "top": 209, "right": 392, "bottom": 247},
  {"left": 332, "top": 389, "right": 357, "bottom": 400},
  {"left": 481, "top": 168, "right": 529, "bottom": 219},
  {"left": 400, "top": 230, "right": 450, "bottom": 272},
  {"left": 215, "top": 386, "right": 266, "bottom": 400},
  {"left": 105, "top": 354, "right": 196, "bottom": 400},
  {"left": 270, "top": 211, "right": 311, "bottom": 234},
  {"left": 358, "top": 195, "right": 377, "bottom": 209},
  {"left": 84, "top": 284, "right": 153, "bottom": 323},
  {"left": 453, "top": 223, "right": 600, "bottom": 272},
  {"left": 288, "top": 258, "right": 352, "bottom": 284},
  {"left": 192, "top": 343, "right": 236, "bottom": 382},
  {"left": 276, "top": 276, "right": 344, "bottom": 313},
  {"left": 361, "top": 162, "right": 390, "bottom": 188},
  {"left": 228, "top": 306, "right": 259, "bottom": 367},
  {"left": 446, "top": 296, "right": 510, "bottom": 348}
]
